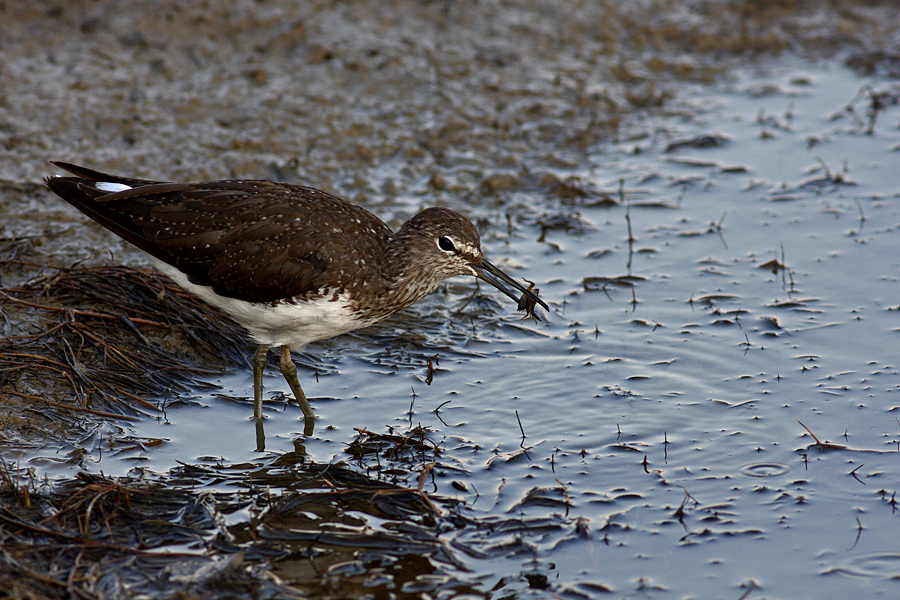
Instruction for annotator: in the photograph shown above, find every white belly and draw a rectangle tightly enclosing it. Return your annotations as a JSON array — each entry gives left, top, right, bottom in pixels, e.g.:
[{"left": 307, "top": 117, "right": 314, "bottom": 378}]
[{"left": 154, "top": 261, "right": 371, "bottom": 348}]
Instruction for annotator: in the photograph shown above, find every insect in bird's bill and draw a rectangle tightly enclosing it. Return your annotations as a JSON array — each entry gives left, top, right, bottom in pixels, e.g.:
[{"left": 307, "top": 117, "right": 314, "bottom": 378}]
[{"left": 45, "top": 161, "right": 549, "bottom": 434}]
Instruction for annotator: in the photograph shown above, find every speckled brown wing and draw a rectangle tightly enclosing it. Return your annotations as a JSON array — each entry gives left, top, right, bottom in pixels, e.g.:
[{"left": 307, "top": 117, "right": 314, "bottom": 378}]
[
  {"left": 46, "top": 163, "right": 394, "bottom": 304},
  {"left": 146, "top": 182, "right": 395, "bottom": 303}
]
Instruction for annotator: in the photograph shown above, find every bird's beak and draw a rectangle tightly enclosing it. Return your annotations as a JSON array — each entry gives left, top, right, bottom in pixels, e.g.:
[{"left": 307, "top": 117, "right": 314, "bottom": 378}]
[{"left": 471, "top": 259, "right": 549, "bottom": 313}]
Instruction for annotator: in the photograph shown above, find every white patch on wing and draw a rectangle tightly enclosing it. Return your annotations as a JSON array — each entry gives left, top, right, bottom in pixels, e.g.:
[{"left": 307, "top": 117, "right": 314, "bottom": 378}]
[{"left": 96, "top": 182, "right": 132, "bottom": 193}]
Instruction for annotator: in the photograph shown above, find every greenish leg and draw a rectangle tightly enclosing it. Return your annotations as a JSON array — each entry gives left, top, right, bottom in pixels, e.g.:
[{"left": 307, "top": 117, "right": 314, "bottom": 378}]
[
  {"left": 252, "top": 344, "right": 269, "bottom": 421},
  {"left": 280, "top": 345, "right": 315, "bottom": 421}
]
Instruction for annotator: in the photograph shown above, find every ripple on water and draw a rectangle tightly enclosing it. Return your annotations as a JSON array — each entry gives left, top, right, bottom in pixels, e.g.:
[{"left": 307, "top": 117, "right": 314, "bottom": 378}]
[
  {"left": 739, "top": 462, "right": 790, "bottom": 478},
  {"left": 822, "top": 552, "right": 900, "bottom": 580}
]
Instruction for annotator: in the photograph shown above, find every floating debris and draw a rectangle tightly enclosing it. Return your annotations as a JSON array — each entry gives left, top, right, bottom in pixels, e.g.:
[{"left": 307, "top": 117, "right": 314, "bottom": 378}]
[{"left": 664, "top": 133, "right": 730, "bottom": 152}]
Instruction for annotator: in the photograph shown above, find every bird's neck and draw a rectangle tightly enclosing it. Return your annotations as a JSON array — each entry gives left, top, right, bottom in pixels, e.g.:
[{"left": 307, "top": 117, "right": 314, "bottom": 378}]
[{"left": 379, "top": 230, "right": 444, "bottom": 310}]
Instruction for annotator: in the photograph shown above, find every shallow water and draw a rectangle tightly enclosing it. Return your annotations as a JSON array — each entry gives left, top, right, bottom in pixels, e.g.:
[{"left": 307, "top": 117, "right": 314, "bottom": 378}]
[{"left": 15, "top": 54, "right": 897, "bottom": 598}]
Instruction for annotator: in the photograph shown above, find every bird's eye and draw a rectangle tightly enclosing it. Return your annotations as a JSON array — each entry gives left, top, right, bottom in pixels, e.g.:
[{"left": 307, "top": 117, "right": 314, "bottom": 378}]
[{"left": 438, "top": 236, "right": 456, "bottom": 252}]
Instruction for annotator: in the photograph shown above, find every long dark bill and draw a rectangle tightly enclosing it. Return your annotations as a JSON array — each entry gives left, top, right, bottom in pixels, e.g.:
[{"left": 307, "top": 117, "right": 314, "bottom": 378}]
[{"left": 472, "top": 259, "right": 549, "bottom": 312}]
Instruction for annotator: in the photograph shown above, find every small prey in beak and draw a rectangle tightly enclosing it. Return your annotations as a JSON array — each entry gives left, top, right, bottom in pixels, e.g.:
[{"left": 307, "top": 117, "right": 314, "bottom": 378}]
[{"left": 472, "top": 259, "right": 549, "bottom": 320}]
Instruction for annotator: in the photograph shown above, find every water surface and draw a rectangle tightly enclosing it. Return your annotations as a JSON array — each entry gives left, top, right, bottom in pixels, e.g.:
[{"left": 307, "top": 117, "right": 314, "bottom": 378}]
[{"left": 72, "top": 56, "right": 900, "bottom": 598}]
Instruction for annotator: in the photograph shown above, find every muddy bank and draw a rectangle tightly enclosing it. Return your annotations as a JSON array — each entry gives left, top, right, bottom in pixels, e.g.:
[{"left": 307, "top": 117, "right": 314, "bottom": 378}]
[{"left": 2, "top": 1, "right": 897, "bottom": 185}]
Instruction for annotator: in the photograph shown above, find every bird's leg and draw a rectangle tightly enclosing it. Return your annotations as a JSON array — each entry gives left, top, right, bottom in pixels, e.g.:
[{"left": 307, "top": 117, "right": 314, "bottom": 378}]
[
  {"left": 255, "top": 417, "right": 266, "bottom": 453},
  {"left": 280, "top": 345, "right": 315, "bottom": 421},
  {"left": 252, "top": 344, "right": 269, "bottom": 421}
]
